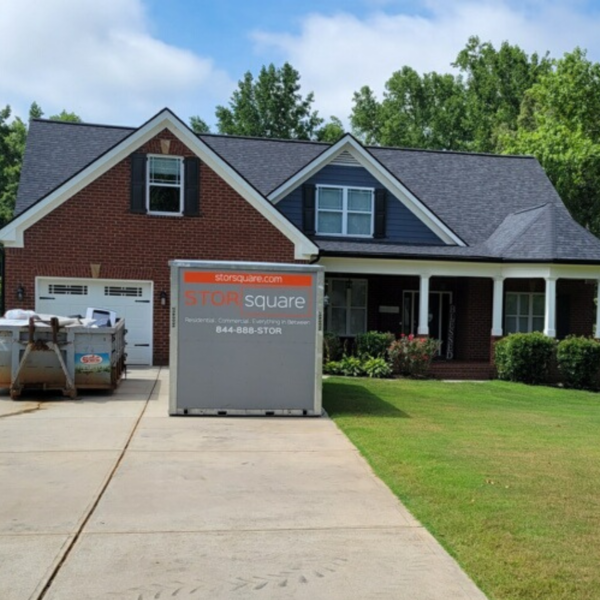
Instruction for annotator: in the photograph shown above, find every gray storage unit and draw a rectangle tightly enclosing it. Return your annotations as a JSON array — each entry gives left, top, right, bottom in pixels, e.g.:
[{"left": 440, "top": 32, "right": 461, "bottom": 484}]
[
  {"left": 0, "top": 318, "right": 126, "bottom": 398},
  {"left": 169, "top": 260, "right": 324, "bottom": 416}
]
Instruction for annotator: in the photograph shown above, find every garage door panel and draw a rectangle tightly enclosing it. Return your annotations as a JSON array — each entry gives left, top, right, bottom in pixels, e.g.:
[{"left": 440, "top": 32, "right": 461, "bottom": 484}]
[{"left": 36, "top": 278, "right": 153, "bottom": 365}]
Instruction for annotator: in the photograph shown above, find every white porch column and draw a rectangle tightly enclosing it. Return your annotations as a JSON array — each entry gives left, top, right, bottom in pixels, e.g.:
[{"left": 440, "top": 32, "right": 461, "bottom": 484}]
[
  {"left": 544, "top": 277, "right": 557, "bottom": 338},
  {"left": 418, "top": 275, "right": 430, "bottom": 335},
  {"left": 491, "top": 276, "right": 504, "bottom": 337},
  {"left": 595, "top": 281, "right": 600, "bottom": 338}
]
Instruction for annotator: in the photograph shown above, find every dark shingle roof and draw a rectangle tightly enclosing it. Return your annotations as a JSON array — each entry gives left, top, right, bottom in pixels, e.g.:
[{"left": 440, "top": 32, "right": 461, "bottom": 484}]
[
  {"left": 13, "top": 118, "right": 600, "bottom": 264},
  {"left": 199, "top": 134, "right": 328, "bottom": 196},
  {"left": 15, "top": 120, "right": 133, "bottom": 215}
]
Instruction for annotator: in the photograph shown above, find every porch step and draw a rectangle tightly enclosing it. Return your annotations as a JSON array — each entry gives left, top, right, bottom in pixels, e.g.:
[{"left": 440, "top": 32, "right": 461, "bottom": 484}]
[{"left": 430, "top": 361, "right": 493, "bottom": 381}]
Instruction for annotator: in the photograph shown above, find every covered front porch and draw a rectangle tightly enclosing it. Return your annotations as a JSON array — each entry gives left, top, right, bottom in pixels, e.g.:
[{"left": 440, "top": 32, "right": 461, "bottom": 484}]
[{"left": 321, "top": 257, "right": 600, "bottom": 379}]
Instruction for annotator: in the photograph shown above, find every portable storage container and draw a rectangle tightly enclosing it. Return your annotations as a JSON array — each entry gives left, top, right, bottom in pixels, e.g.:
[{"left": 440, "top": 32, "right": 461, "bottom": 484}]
[{"left": 169, "top": 260, "right": 324, "bottom": 416}]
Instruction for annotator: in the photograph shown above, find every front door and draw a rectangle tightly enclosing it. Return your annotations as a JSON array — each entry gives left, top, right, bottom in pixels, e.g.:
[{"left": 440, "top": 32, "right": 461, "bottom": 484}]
[{"left": 401, "top": 291, "right": 453, "bottom": 356}]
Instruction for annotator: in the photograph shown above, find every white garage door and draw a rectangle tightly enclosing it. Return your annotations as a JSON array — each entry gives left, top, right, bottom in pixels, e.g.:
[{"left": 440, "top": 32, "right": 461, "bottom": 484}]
[{"left": 36, "top": 278, "right": 153, "bottom": 365}]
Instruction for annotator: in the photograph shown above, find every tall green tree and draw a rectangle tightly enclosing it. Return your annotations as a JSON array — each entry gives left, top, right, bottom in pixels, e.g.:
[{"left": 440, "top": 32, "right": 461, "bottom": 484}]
[
  {"left": 501, "top": 48, "right": 600, "bottom": 235},
  {"left": 351, "top": 67, "right": 468, "bottom": 149},
  {"left": 315, "top": 116, "right": 345, "bottom": 143},
  {"left": 189, "top": 115, "right": 210, "bottom": 134},
  {"left": 351, "top": 37, "right": 550, "bottom": 152},
  {"left": 215, "top": 63, "right": 323, "bottom": 139},
  {"left": 453, "top": 36, "right": 551, "bottom": 152}
]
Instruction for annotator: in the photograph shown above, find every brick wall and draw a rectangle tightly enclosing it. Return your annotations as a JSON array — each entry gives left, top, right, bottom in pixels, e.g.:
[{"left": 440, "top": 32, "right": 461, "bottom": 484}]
[{"left": 5, "top": 129, "right": 299, "bottom": 364}]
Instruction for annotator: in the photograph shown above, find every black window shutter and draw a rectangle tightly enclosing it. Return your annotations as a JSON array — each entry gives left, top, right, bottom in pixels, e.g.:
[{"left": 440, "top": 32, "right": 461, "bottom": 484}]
[
  {"left": 130, "top": 153, "right": 147, "bottom": 214},
  {"left": 183, "top": 157, "right": 200, "bottom": 216},
  {"left": 302, "top": 184, "right": 316, "bottom": 235},
  {"left": 374, "top": 188, "right": 387, "bottom": 239}
]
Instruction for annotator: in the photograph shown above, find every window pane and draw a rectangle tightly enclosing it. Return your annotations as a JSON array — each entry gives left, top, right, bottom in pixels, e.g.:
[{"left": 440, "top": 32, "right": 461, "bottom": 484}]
[
  {"left": 329, "top": 280, "right": 346, "bottom": 306},
  {"left": 330, "top": 308, "right": 347, "bottom": 335},
  {"left": 348, "top": 189, "right": 372, "bottom": 211},
  {"left": 532, "top": 294, "right": 545, "bottom": 316},
  {"left": 519, "top": 317, "right": 528, "bottom": 332},
  {"left": 318, "top": 188, "right": 343, "bottom": 210},
  {"left": 350, "top": 280, "right": 367, "bottom": 307},
  {"left": 149, "top": 186, "right": 180, "bottom": 212},
  {"left": 505, "top": 316, "right": 517, "bottom": 334},
  {"left": 532, "top": 317, "right": 544, "bottom": 332},
  {"left": 149, "top": 157, "right": 180, "bottom": 184},
  {"left": 347, "top": 213, "right": 372, "bottom": 235},
  {"left": 349, "top": 309, "right": 366, "bottom": 334},
  {"left": 317, "top": 212, "right": 343, "bottom": 234},
  {"left": 505, "top": 293, "right": 517, "bottom": 315}
]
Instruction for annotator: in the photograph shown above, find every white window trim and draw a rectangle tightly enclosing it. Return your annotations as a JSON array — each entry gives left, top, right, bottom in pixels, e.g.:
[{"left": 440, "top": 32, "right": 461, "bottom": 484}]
[
  {"left": 326, "top": 277, "right": 368, "bottom": 337},
  {"left": 316, "top": 184, "right": 374, "bottom": 237},
  {"left": 146, "top": 154, "right": 184, "bottom": 216},
  {"left": 504, "top": 292, "right": 545, "bottom": 333}
]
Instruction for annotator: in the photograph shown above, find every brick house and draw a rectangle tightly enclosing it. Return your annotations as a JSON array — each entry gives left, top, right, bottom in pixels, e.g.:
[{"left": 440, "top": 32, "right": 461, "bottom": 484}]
[{"left": 2, "top": 108, "right": 600, "bottom": 378}]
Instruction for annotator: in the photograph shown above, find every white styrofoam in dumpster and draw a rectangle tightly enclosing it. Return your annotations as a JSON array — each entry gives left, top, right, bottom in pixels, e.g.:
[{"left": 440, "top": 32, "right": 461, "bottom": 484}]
[
  {"left": 0, "top": 317, "right": 126, "bottom": 398},
  {"left": 169, "top": 260, "right": 324, "bottom": 416}
]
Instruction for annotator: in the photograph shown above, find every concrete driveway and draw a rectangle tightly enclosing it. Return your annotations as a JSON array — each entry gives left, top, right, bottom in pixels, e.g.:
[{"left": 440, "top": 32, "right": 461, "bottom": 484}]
[{"left": 0, "top": 368, "right": 487, "bottom": 600}]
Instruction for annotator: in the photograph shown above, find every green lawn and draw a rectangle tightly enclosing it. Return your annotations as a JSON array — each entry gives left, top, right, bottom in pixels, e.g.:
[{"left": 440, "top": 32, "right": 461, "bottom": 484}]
[{"left": 323, "top": 377, "right": 600, "bottom": 600}]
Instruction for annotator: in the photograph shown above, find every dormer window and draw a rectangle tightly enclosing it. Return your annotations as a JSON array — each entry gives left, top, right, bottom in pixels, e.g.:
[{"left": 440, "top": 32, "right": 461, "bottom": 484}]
[
  {"left": 147, "top": 155, "right": 184, "bottom": 214},
  {"left": 316, "top": 185, "right": 374, "bottom": 237}
]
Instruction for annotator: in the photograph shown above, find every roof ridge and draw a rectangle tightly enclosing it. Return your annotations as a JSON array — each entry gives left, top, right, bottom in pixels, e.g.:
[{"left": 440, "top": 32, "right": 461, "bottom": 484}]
[
  {"left": 31, "top": 118, "right": 135, "bottom": 131},
  {"left": 368, "top": 144, "right": 537, "bottom": 160},
  {"left": 513, "top": 202, "right": 550, "bottom": 215},
  {"left": 199, "top": 132, "right": 330, "bottom": 146}
]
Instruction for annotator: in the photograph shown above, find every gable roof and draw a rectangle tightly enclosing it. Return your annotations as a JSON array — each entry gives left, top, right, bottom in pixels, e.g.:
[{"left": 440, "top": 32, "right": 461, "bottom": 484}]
[
  {"left": 2, "top": 109, "right": 318, "bottom": 259},
  {"left": 9, "top": 111, "right": 600, "bottom": 264}
]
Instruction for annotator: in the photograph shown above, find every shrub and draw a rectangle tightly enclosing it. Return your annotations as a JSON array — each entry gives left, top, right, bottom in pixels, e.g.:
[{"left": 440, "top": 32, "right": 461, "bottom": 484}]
[
  {"left": 556, "top": 336, "right": 600, "bottom": 390},
  {"left": 323, "top": 360, "right": 343, "bottom": 375},
  {"left": 323, "top": 332, "right": 342, "bottom": 363},
  {"left": 355, "top": 331, "right": 395, "bottom": 359},
  {"left": 494, "top": 332, "right": 555, "bottom": 385},
  {"left": 336, "top": 355, "right": 365, "bottom": 377},
  {"left": 388, "top": 334, "right": 441, "bottom": 378},
  {"left": 362, "top": 357, "right": 393, "bottom": 378}
]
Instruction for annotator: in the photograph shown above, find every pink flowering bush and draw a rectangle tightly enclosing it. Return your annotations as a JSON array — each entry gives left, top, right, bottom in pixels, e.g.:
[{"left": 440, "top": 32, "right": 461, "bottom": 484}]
[{"left": 388, "top": 334, "right": 441, "bottom": 378}]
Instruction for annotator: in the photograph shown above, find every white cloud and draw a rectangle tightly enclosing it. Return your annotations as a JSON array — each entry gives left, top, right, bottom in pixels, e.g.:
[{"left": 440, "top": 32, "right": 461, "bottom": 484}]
[
  {"left": 252, "top": 0, "right": 600, "bottom": 124},
  {"left": 0, "top": 0, "right": 234, "bottom": 125}
]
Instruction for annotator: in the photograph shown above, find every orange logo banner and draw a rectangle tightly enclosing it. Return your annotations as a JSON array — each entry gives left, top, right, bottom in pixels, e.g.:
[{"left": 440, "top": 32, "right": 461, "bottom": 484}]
[{"left": 183, "top": 271, "right": 312, "bottom": 287}]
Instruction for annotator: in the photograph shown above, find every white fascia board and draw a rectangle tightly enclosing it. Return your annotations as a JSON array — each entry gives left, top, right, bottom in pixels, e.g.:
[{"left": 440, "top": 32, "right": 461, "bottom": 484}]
[
  {"left": 268, "top": 134, "right": 466, "bottom": 247},
  {"left": 167, "top": 119, "right": 318, "bottom": 260},
  {"left": 321, "top": 257, "right": 600, "bottom": 280},
  {"left": 1, "top": 109, "right": 318, "bottom": 260}
]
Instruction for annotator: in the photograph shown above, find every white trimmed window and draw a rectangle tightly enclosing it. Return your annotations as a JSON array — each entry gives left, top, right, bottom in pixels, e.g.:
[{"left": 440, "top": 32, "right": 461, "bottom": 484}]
[
  {"left": 147, "top": 155, "right": 184, "bottom": 214},
  {"left": 325, "top": 278, "right": 368, "bottom": 336},
  {"left": 505, "top": 292, "right": 544, "bottom": 334},
  {"left": 316, "top": 185, "right": 374, "bottom": 236}
]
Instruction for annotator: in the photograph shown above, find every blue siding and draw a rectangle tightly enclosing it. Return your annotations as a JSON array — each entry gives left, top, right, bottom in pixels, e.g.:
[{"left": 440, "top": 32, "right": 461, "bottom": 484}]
[{"left": 277, "top": 164, "right": 444, "bottom": 244}]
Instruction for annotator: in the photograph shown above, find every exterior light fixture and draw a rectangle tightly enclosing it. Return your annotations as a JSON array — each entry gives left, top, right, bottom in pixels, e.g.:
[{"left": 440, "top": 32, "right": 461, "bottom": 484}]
[
  {"left": 160, "top": 291, "right": 167, "bottom": 306},
  {"left": 16, "top": 285, "right": 25, "bottom": 302}
]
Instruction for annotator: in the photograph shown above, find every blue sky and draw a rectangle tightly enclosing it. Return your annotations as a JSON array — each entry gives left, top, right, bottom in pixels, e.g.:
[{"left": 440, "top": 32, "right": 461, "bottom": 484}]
[{"left": 3, "top": 0, "right": 600, "bottom": 129}]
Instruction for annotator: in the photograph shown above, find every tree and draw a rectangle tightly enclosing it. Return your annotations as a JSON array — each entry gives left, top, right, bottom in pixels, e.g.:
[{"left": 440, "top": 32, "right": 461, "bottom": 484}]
[
  {"left": 453, "top": 36, "right": 551, "bottom": 152},
  {"left": 0, "top": 103, "right": 82, "bottom": 226},
  {"left": 316, "top": 116, "right": 345, "bottom": 143},
  {"left": 215, "top": 63, "right": 323, "bottom": 139},
  {"left": 189, "top": 116, "right": 210, "bottom": 134},
  {"left": 0, "top": 106, "right": 29, "bottom": 225},
  {"left": 351, "top": 37, "right": 550, "bottom": 152},
  {"left": 351, "top": 67, "right": 468, "bottom": 149},
  {"left": 501, "top": 48, "right": 600, "bottom": 235},
  {"left": 48, "top": 110, "right": 81, "bottom": 123}
]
